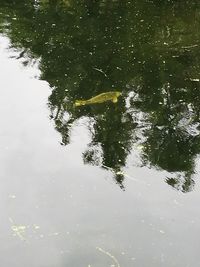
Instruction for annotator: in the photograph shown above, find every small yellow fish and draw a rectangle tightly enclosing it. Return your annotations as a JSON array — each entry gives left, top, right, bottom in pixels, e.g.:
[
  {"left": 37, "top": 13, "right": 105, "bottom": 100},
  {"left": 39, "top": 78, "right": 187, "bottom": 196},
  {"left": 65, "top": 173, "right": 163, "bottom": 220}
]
[{"left": 74, "top": 91, "right": 121, "bottom": 107}]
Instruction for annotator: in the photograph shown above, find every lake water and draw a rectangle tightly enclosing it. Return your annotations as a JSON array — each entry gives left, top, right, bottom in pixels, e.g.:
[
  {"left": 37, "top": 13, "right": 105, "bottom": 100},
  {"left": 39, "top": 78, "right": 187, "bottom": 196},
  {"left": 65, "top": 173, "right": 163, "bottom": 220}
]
[{"left": 0, "top": 1, "right": 200, "bottom": 266}]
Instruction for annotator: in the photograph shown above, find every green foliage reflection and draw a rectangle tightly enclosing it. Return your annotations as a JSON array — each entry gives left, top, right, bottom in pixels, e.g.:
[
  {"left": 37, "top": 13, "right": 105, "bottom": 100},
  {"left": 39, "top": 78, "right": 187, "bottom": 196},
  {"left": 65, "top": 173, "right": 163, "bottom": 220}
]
[{"left": 1, "top": 0, "right": 200, "bottom": 191}]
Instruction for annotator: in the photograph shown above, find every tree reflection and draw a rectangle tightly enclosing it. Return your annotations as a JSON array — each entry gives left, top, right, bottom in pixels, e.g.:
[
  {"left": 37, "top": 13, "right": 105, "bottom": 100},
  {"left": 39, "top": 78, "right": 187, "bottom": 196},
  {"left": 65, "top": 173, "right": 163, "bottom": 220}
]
[{"left": 1, "top": 0, "right": 200, "bottom": 191}]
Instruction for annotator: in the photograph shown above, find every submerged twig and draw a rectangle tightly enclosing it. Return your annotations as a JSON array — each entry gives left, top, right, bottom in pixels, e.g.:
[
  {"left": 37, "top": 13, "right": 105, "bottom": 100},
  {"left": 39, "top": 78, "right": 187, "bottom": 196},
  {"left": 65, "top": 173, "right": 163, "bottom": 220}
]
[
  {"left": 181, "top": 44, "right": 199, "bottom": 49},
  {"left": 93, "top": 67, "right": 108, "bottom": 78},
  {"left": 96, "top": 246, "right": 121, "bottom": 267}
]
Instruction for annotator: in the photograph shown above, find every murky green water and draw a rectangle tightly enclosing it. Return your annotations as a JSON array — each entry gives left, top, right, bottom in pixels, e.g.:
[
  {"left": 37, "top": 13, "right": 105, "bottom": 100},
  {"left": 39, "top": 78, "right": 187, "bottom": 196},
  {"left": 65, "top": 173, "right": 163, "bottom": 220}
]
[{"left": 0, "top": 1, "right": 200, "bottom": 266}]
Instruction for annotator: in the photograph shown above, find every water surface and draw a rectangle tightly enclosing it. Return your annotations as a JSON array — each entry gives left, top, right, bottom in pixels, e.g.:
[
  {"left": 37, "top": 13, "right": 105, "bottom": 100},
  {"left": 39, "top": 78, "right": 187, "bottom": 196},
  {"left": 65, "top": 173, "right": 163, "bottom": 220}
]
[{"left": 0, "top": 1, "right": 200, "bottom": 266}]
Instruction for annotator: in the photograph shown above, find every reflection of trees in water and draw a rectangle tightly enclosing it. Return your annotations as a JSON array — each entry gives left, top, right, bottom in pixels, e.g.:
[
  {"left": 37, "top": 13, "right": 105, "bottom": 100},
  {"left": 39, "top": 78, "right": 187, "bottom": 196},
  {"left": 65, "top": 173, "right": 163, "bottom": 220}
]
[
  {"left": 1, "top": 0, "right": 200, "bottom": 191},
  {"left": 52, "top": 98, "right": 137, "bottom": 189},
  {"left": 82, "top": 104, "right": 137, "bottom": 189},
  {"left": 166, "top": 174, "right": 195, "bottom": 193}
]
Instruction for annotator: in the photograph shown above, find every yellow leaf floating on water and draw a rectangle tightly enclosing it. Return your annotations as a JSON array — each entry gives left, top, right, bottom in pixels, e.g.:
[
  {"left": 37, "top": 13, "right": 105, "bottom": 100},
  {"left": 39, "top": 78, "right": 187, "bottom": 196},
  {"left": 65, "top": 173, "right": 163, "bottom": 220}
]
[{"left": 74, "top": 91, "right": 121, "bottom": 107}]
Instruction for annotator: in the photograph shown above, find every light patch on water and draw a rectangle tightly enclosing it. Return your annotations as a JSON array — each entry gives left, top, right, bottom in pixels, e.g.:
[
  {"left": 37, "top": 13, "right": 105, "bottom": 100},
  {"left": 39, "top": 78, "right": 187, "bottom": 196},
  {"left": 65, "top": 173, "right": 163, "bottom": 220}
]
[
  {"left": 8, "top": 194, "right": 16, "bottom": 199},
  {"left": 159, "top": 230, "right": 165, "bottom": 234},
  {"left": 33, "top": 224, "right": 40, "bottom": 230}
]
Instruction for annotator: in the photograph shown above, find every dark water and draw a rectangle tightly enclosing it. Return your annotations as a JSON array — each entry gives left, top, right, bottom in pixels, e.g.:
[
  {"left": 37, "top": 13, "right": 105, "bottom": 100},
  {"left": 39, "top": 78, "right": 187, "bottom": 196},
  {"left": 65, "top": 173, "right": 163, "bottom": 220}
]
[{"left": 0, "top": 1, "right": 200, "bottom": 266}]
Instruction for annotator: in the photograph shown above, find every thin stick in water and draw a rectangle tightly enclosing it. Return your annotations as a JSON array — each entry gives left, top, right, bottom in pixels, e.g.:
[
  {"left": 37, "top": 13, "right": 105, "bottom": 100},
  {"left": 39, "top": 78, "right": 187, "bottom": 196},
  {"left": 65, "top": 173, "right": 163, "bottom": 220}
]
[{"left": 96, "top": 246, "right": 121, "bottom": 267}]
